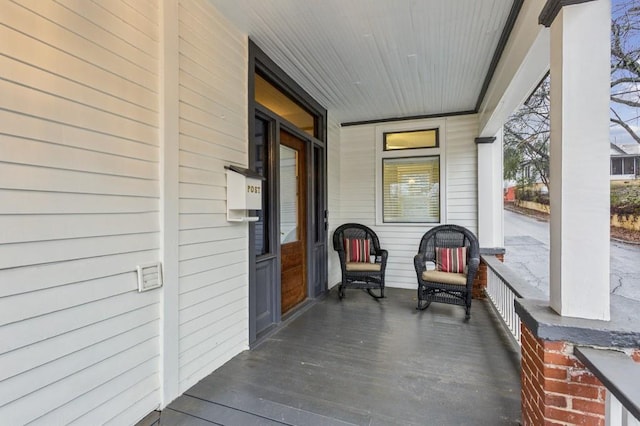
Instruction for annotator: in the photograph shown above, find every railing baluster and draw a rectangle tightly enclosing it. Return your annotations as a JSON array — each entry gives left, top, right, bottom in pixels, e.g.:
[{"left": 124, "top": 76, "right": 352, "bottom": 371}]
[
  {"left": 486, "top": 263, "right": 519, "bottom": 344},
  {"left": 482, "top": 255, "right": 541, "bottom": 347},
  {"left": 604, "top": 378, "right": 640, "bottom": 426},
  {"left": 606, "top": 392, "right": 622, "bottom": 426}
]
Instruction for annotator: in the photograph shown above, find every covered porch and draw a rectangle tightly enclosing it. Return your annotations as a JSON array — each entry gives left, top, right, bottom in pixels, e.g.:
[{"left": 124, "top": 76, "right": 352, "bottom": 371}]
[
  {"left": 162, "top": 287, "right": 521, "bottom": 425},
  {"left": 2, "top": 0, "right": 639, "bottom": 425}
]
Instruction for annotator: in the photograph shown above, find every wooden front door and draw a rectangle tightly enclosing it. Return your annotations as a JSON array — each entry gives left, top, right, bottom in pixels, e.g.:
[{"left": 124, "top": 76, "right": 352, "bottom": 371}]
[{"left": 279, "top": 130, "right": 307, "bottom": 314}]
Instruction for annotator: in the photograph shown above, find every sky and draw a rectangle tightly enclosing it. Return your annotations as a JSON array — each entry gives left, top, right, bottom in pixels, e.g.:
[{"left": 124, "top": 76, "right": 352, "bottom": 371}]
[{"left": 609, "top": 0, "right": 640, "bottom": 146}]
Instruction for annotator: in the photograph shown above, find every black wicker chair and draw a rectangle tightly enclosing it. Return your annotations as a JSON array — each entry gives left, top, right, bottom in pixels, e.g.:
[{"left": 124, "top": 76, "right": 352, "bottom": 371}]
[
  {"left": 332, "top": 223, "right": 388, "bottom": 300},
  {"left": 414, "top": 224, "right": 480, "bottom": 319}
]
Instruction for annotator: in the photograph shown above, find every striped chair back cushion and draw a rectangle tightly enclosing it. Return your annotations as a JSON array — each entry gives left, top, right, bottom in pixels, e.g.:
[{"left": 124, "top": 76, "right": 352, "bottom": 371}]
[
  {"left": 436, "top": 246, "right": 467, "bottom": 273},
  {"left": 344, "top": 238, "right": 371, "bottom": 263}
]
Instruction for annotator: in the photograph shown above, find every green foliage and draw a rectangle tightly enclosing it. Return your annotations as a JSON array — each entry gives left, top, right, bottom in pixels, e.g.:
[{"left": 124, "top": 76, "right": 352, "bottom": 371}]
[
  {"left": 503, "top": 145, "right": 523, "bottom": 182},
  {"left": 611, "top": 184, "right": 640, "bottom": 215}
]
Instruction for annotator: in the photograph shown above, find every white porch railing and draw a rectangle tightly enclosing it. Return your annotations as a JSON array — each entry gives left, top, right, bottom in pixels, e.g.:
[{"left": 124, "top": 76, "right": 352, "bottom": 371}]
[
  {"left": 486, "top": 265, "right": 521, "bottom": 344},
  {"left": 483, "top": 254, "right": 640, "bottom": 425},
  {"left": 607, "top": 393, "right": 640, "bottom": 426},
  {"left": 482, "top": 254, "right": 546, "bottom": 346},
  {"left": 574, "top": 346, "right": 640, "bottom": 426}
]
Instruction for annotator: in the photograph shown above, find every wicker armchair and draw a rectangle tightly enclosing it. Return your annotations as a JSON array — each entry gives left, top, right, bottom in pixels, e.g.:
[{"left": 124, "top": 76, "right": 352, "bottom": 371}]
[
  {"left": 332, "top": 223, "right": 388, "bottom": 300},
  {"left": 414, "top": 224, "right": 480, "bottom": 319}
]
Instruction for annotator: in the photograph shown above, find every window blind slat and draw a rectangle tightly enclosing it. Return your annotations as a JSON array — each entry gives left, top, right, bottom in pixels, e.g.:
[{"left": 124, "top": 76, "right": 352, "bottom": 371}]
[{"left": 382, "top": 156, "right": 440, "bottom": 223}]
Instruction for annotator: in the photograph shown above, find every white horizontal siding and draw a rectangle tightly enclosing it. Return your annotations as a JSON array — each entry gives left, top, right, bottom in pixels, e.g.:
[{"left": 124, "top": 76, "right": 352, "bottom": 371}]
[
  {"left": 177, "top": 0, "right": 249, "bottom": 393},
  {"left": 338, "top": 126, "right": 376, "bottom": 225},
  {"left": 0, "top": 110, "right": 159, "bottom": 161},
  {"left": 0, "top": 1, "right": 161, "bottom": 424},
  {"left": 445, "top": 114, "right": 480, "bottom": 230},
  {"left": 336, "top": 115, "right": 479, "bottom": 289}
]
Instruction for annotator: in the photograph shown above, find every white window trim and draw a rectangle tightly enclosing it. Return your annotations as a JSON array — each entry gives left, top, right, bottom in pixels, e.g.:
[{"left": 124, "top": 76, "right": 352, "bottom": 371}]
[{"left": 375, "top": 119, "right": 447, "bottom": 226}]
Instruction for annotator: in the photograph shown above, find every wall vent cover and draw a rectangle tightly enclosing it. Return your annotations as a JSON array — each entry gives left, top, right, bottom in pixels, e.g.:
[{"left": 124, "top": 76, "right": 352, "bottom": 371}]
[{"left": 137, "top": 262, "right": 163, "bottom": 292}]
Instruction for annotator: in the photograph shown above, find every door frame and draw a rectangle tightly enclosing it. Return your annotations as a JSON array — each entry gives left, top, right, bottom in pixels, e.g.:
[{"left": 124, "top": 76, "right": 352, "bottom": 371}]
[{"left": 248, "top": 40, "right": 328, "bottom": 346}]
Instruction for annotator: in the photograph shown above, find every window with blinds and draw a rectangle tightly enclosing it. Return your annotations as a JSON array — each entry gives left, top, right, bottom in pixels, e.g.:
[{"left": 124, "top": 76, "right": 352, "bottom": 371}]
[{"left": 382, "top": 156, "right": 440, "bottom": 223}]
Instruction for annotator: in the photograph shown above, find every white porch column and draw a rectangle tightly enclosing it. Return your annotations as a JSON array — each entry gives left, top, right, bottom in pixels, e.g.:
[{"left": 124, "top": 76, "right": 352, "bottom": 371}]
[
  {"left": 476, "top": 131, "right": 504, "bottom": 248},
  {"left": 547, "top": 0, "right": 610, "bottom": 320},
  {"left": 160, "top": 0, "right": 180, "bottom": 405}
]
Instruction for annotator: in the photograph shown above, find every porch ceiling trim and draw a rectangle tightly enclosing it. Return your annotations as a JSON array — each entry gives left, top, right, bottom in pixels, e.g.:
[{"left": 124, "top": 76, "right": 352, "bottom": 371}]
[
  {"left": 475, "top": 136, "right": 497, "bottom": 144},
  {"left": 538, "top": 0, "right": 596, "bottom": 27},
  {"left": 474, "top": 0, "right": 524, "bottom": 113},
  {"left": 341, "top": 109, "right": 476, "bottom": 127}
]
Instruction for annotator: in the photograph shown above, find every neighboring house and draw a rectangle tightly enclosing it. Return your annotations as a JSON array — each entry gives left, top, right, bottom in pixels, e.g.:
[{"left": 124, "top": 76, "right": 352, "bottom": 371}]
[
  {"left": 610, "top": 143, "right": 640, "bottom": 180},
  {"left": 504, "top": 184, "right": 517, "bottom": 202},
  {"left": 0, "top": 1, "right": 621, "bottom": 425},
  {"left": 503, "top": 160, "right": 548, "bottom": 202}
]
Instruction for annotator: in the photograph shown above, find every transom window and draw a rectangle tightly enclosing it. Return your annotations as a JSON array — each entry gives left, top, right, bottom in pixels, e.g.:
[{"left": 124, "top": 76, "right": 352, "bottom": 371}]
[
  {"left": 254, "top": 73, "right": 316, "bottom": 137},
  {"left": 383, "top": 128, "right": 438, "bottom": 151}
]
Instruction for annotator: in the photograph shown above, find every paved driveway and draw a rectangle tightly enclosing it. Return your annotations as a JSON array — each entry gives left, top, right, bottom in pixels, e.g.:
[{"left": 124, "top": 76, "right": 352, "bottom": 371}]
[{"left": 503, "top": 209, "right": 640, "bottom": 302}]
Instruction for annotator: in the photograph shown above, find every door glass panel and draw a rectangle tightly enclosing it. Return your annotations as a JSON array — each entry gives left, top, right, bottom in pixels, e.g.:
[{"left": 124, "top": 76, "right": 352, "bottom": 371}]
[
  {"left": 280, "top": 145, "right": 298, "bottom": 243},
  {"left": 314, "top": 145, "right": 324, "bottom": 243},
  {"left": 254, "top": 117, "right": 269, "bottom": 256}
]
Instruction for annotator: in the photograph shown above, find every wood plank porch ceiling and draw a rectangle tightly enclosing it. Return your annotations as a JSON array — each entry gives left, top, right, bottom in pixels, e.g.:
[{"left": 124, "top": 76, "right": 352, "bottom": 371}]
[{"left": 209, "top": 0, "right": 516, "bottom": 124}]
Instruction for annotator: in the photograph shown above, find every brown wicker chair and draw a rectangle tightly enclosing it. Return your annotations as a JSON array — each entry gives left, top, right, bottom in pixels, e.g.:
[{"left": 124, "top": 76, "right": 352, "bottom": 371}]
[
  {"left": 414, "top": 224, "right": 480, "bottom": 319},
  {"left": 332, "top": 223, "right": 388, "bottom": 300}
]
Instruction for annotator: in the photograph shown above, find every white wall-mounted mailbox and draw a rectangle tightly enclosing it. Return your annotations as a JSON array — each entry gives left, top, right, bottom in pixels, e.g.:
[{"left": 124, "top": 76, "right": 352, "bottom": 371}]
[{"left": 225, "top": 165, "right": 265, "bottom": 222}]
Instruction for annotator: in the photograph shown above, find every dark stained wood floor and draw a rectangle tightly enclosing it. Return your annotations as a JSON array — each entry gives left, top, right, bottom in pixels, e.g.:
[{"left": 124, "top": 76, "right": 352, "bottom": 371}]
[{"left": 162, "top": 287, "right": 521, "bottom": 425}]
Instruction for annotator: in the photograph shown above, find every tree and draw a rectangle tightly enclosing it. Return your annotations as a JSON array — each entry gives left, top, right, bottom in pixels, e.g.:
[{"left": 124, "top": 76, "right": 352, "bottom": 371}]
[
  {"left": 611, "top": 0, "right": 640, "bottom": 144},
  {"left": 505, "top": 0, "right": 640, "bottom": 188},
  {"left": 503, "top": 75, "right": 551, "bottom": 191}
]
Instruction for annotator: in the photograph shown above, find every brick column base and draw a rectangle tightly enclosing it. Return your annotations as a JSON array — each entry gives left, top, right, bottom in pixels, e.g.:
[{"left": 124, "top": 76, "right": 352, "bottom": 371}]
[
  {"left": 520, "top": 324, "right": 606, "bottom": 425},
  {"left": 472, "top": 253, "right": 503, "bottom": 300}
]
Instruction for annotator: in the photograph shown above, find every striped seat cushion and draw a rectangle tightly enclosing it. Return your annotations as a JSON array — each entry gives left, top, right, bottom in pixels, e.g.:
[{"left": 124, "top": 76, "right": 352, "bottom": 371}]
[{"left": 435, "top": 246, "right": 467, "bottom": 274}]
